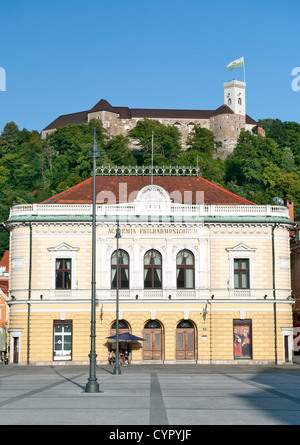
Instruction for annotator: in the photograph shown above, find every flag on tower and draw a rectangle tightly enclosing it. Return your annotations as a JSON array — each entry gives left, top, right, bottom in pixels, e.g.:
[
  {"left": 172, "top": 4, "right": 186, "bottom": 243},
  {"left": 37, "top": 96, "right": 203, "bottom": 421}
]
[{"left": 227, "top": 57, "right": 244, "bottom": 71}]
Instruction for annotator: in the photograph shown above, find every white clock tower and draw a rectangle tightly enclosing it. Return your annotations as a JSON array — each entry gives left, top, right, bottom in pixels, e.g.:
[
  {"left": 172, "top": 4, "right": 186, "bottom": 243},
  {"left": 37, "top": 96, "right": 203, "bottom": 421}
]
[{"left": 224, "top": 79, "right": 246, "bottom": 116}]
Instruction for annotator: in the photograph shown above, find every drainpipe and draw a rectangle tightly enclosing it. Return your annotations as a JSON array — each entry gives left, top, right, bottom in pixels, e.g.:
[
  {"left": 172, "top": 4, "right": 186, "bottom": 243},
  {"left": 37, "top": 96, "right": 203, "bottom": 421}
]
[
  {"left": 272, "top": 224, "right": 278, "bottom": 365},
  {"left": 27, "top": 223, "right": 32, "bottom": 365},
  {"left": 207, "top": 300, "right": 212, "bottom": 363}
]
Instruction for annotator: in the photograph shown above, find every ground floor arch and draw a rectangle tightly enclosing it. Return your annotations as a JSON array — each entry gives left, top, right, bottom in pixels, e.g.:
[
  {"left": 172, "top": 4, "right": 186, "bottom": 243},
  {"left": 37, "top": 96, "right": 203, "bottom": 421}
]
[
  {"left": 143, "top": 320, "right": 163, "bottom": 360},
  {"left": 176, "top": 320, "right": 196, "bottom": 360},
  {"left": 108, "top": 319, "right": 131, "bottom": 363}
]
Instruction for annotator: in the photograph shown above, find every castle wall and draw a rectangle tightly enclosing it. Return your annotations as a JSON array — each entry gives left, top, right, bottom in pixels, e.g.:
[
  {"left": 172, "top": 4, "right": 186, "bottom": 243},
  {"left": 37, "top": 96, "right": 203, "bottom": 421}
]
[
  {"left": 88, "top": 110, "right": 136, "bottom": 136},
  {"left": 209, "top": 113, "right": 246, "bottom": 158}
]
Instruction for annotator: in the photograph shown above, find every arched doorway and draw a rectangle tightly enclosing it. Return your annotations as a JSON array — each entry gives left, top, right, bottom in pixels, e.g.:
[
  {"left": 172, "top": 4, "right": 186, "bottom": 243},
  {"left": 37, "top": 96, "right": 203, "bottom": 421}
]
[
  {"left": 109, "top": 320, "right": 131, "bottom": 363},
  {"left": 176, "top": 320, "right": 195, "bottom": 360},
  {"left": 110, "top": 319, "right": 130, "bottom": 336},
  {"left": 143, "top": 320, "right": 163, "bottom": 360}
]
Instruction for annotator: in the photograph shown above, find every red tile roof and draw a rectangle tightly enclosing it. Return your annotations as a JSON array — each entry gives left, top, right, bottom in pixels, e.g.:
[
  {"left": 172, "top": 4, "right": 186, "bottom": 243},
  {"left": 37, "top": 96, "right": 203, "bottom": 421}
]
[
  {"left": 42, "top": 176, "right": 254, "bottom": 205},
  {"left": 0, "top": 250, "right": 9, "bottom": 271},
  {"left": 0, "top": 280, "right": 8, "bottom": 297}
]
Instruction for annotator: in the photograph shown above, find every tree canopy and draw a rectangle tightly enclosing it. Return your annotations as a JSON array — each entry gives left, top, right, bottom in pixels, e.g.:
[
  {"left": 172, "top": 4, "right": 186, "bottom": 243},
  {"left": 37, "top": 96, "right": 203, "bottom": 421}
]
[
  {"left": 128, "top": 119, "right": 182, "bottom": 165},
  {"left": 0, "top": 117, "right": 299, "bottom": 257}
]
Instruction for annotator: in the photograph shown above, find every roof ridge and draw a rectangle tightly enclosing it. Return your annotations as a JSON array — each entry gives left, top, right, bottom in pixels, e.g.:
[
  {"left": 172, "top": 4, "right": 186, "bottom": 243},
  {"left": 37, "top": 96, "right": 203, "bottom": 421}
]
[
  {"left": 89, "top": 99, "right": 117, "bottom": 113},
  {"left": 210, "top": 104, "right": 234, "bottom": 117}
]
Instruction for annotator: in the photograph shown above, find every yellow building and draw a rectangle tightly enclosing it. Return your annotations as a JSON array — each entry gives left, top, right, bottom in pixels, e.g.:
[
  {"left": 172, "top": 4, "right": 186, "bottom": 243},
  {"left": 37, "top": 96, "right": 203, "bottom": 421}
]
[{"left": 4, "top": 169, "right": 294, "bottom": 364}]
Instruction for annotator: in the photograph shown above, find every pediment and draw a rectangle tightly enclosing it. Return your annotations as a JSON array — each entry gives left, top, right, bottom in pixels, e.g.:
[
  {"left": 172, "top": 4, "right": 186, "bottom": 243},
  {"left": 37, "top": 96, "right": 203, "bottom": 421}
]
[
  {"left": 47, "top": 242, "right": 79, "bottom": 252},
  {"left": 226, "top": 243, "right": 256, "bottom": 252}
]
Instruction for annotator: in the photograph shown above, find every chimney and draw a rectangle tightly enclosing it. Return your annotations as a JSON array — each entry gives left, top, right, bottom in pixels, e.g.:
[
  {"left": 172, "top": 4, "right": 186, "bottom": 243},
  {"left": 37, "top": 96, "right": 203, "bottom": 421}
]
[
  {"left": 286, "top": 200, "right": 294, "bottom": 222},
  {"left": 286, "top": 200, "right": 295, "bottom": 239}
]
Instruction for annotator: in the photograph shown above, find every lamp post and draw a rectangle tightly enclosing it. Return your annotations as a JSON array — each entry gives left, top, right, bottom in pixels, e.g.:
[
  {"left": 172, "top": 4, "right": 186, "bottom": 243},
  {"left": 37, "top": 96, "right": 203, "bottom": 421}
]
[
  {"left": 113, "top": 220, "right": 122, "bottom": 375},
  {"left": 86, "top": 128, "right": 100, "bottom": 393}
]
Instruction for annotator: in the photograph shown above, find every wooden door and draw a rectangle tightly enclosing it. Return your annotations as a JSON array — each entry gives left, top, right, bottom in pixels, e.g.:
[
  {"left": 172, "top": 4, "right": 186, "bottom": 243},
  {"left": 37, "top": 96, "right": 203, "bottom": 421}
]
[
  {"left": 13, "top": 337, "right": 19, "bottom": 363},
  {"left": 176, "top": 328, "right": 195, "bottom": 360},
  {"left": 143, "top": 329, "right": 162, "bottom": 360},
  {"left": 284, "top": 335, "right": 289, "bottom": 362}
]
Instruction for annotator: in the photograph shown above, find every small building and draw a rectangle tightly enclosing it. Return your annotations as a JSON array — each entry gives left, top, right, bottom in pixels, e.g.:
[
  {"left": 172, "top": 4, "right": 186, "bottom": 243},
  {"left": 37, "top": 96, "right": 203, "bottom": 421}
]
[{"left": 3, "top": 170, "right": 294, "bottom": 364}]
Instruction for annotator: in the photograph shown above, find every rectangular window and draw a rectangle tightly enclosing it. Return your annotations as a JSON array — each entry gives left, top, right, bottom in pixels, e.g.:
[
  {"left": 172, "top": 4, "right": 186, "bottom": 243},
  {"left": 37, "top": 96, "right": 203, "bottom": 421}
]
[
  {"left": 144, "top": 333, "right": 150, "bottom": 350},
  {"left": 234, "top": 258, "right": 249, "bottom": 289},
  {"left": 144, "top": 267, "right": 162, "bottom": 289},
  {"left": 56, "top": 259, "right": 71, "bottom": 289},
  {"left": 233, "top": 320, "right": 252, "bottom": 359},
  {"left": 153, "top": 268, "right": 162, "bottom": 288},
  {"left": 53, "top": 320, "right": 72, "bottom": 361}
]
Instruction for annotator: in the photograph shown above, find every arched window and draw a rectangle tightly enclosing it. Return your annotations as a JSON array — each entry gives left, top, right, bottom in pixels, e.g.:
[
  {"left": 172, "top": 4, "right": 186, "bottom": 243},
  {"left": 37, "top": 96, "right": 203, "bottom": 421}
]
[
  {"left": 144, "top": 320, "right": 161, "bottom": 329},
  {"left": 177, "top": 320, "right": 194, "bottom": 329},
  {"left": 144, "top": 250, "right": 162, "bottom": 289},
  {"left": 111, "top": 320, "right": 129, "bottom": 330},
  {"left": 176, "top": 249, "right": 195, "bottom": 289},
  {"left": 228, "top": 98, "right": 232, "bottom": 106},
  {"left": 111, "top": 249, "right": 129, "bottom": 289},
  {"left": 238, "top": 98, "right": 242, "bottom": 105}
]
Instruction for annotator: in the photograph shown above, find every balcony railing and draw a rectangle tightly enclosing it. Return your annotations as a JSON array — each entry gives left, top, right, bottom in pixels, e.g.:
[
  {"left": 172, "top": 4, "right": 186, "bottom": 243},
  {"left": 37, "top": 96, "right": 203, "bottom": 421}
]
[
  {"left": 8, "top": 287, "right": 291, "bottom": 301},
  {"left": 9, "top": 202, "right": 290, "bottom": 219}
]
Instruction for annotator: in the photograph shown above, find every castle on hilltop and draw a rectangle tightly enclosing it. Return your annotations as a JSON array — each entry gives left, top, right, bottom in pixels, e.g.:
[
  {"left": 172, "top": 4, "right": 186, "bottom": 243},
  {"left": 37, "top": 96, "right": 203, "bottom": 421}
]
[{"left": 42, "top": 79, "right": 265, "bottom": 157}]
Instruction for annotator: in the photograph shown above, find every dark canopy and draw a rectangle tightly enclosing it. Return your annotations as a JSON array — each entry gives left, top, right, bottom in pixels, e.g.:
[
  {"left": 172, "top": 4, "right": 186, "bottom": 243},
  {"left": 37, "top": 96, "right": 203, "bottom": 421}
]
[{"left": 107, "top": 332, "right": 145, "bottom": 341}]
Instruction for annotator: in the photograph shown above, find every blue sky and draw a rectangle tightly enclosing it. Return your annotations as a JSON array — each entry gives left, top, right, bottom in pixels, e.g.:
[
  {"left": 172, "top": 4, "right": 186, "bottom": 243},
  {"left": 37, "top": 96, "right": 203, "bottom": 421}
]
[{"left": 0, "top": 0, "right": 299, "bottom": 134}]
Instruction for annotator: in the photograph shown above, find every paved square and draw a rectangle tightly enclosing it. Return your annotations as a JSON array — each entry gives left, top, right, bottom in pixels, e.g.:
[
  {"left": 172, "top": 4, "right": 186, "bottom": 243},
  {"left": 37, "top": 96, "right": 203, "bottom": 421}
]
[{"left": 1, "top": 364, "right": 300, "bottom": 425}]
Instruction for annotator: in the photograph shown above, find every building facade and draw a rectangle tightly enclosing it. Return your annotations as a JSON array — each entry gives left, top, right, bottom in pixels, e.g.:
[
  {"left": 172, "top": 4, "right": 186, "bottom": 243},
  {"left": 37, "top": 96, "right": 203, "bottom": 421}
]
[
  {"left": 41, "top": 80, "right": 265, "bottom": 157},
  {"left": 4, "top": 173, "right": 293, "bottom": 365},
  {"left": 291, "top": 216, "right": 300, "bottom": 306},
  {"left": 0, "top": 250, "right": 9, "bottom": 356},
  {"left": 0, "top": 250, "right": 9, "bottom": 328}
]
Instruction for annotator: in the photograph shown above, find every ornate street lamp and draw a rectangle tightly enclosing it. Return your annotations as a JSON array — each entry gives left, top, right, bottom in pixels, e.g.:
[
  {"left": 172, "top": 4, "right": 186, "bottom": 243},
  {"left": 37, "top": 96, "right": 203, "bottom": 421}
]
[
  {"left": 113, "top": 220, "right": 122, "bottom": 375},
  {"left": 86, "top": 128, "right": 100, "bottom": 393}
]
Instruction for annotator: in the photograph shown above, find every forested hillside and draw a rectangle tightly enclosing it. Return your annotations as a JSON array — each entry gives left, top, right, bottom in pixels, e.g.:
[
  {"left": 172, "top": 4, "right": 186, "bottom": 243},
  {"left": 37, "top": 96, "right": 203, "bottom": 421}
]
[{"left": 0, "top": 117, "right": 299, "bottom": 257}]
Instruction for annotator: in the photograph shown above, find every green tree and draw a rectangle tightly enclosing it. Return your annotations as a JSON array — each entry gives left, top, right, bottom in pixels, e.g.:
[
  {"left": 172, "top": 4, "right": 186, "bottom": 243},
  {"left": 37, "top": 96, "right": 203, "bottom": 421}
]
[
  {"left": 128, "top": 119, "right": 181, "bottom": 165},
  {"left": 186, "top": 125, "right": 221, "bottom": 158},
  {"left": 0, "top": 121, "right": 20, "bottom": 157},
  {"left": 225, "top": 130, "right": 285, "bottom": 204},
  {"left": 46, "top": 119, "right": 109, "bottom": 189},
  {"left": 47, "top": 119, "right": 106, "bottom": 156},
  {"left": 259, "top": 119, "right": 300, "bottom": 165},
  {"left": 258, "top": 118, "right": 287, "bottom": 147},
  {"left": 105, "top": 135, "right": 136, "bottom": 165},
  {"left": 281, "top": 146, "right": 297, "bottom": 173},
  {"left": 177, "top": 149, "right": 225, "bottom": 184}
]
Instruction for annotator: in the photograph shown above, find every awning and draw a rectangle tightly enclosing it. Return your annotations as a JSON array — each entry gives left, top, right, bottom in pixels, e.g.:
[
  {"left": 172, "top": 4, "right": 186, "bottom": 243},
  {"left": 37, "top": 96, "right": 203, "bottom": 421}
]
[{"left": 107, "top": 332, "right": 145, "bottom": 341}]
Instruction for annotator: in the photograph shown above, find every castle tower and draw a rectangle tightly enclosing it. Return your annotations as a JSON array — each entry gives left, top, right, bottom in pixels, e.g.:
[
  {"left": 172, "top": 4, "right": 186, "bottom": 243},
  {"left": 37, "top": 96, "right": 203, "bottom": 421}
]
[{"left": 223, "top": 79, "right": 246, "bottom": 116}]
